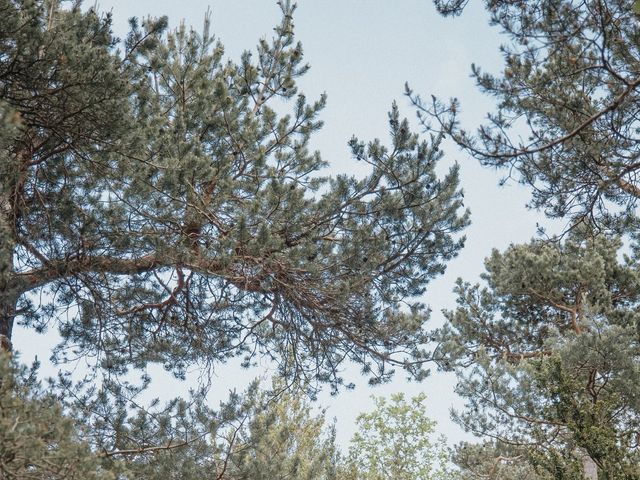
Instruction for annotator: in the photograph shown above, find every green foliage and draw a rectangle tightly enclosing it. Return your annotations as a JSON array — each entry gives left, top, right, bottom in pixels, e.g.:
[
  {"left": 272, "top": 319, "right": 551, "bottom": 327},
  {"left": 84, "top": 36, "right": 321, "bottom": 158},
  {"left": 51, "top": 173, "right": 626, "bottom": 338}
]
[
  {"left": 0, "top": 0, "right": 472, "bottom": 475},
  {"left": 452, "top": 441, "right": 547, "bottom": 480},
  {"left": 416, "top": 0, "right": 640, "bottom": 230},
  {"left": 0, "top": 354, "right": 338, "bottom": 480},
  {"left": 1, "top": 0, "right": 467, "bottom": 390},
  {"left": 439, "top": 231, "right": 640, "bottom": 478},
  {"left": 225, "top": 382, "right": 338, "bottom": 480},
  {"left": 89, "top": 380, "right": 338, "bottom": 480},
  {"left": 343, "top": 393, "right": 458, "bottom": 480},
  {"left": 420, "top": 0, "right": 640, "bottom": 476},
  {"left": 0, "top": 353, "right": 120, "bottom": 479}
]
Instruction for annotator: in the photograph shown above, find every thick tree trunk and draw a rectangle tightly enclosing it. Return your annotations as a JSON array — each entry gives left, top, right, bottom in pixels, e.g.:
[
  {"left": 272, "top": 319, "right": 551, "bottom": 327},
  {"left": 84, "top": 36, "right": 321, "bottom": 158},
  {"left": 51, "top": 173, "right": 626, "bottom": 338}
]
[{"left": 0, "top": 252, "right": 17, "bottom": 352}]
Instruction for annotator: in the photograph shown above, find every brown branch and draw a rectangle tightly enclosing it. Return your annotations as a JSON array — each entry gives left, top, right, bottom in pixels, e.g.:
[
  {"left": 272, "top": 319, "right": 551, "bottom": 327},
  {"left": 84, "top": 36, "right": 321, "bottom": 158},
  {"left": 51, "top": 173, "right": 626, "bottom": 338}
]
[
  {"left": 15, "top": 253, "right": 161, "bottom": 291},
  {"left": 489, "top": 455, "right": 523, "bottom": 476},
  {"left": 525, "top": 286, "right": 583, "bottom": 334},
  {"left": 503, "top": 349, "right": 552, "bottom": 361},
  {"left": 100, "top": 440, "right": 189, "bottom": 458},
  {"left": 438, "top": 75, "right": 640, "bottom": 160},
  {"left": 116, "top": 267, "right": 185, "bottom": 316}
]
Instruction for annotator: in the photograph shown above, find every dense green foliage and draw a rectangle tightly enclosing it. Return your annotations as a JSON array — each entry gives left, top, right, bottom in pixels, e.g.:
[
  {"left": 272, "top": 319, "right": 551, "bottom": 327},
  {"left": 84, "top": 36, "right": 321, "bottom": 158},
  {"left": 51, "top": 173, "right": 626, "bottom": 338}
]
[
  {"left": 1, "top": 351, "right": 333, "bottom": 479},
  {"left": 0, "top": 353, "right": 120, "bottom": 479},
  {"left": 102, "top": 380, "right": 339, "bottom": 480},
  {"left": 223, "top": 384, "right": 338, "bottom": 480},
  {"left": 437, "top": 233, "right": 640, "bottom": 478},
  {"left": 452, "top": 441, "right": 544, "bottom": 480},
  {"left": 1, "top": 0, "right": 467, "bottom": 389},
  {"left": 5, "top": 0, "right": 640, "bottom": 477},
  {"left": 3, "top": 352, "right": 460, "bottom": 480},
  {"left": 415, "top": 1, "right": 640, "bottom": 477},
  {"left": 0, "top": 0, "right": 471, "bottom": 475}
]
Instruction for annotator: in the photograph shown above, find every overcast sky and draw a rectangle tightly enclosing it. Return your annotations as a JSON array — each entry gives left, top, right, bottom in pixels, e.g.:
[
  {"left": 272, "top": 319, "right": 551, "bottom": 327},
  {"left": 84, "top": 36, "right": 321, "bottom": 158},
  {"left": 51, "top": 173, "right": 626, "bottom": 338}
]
[{"left": 15, "top": 0, "right": 560, "bottom": 448}]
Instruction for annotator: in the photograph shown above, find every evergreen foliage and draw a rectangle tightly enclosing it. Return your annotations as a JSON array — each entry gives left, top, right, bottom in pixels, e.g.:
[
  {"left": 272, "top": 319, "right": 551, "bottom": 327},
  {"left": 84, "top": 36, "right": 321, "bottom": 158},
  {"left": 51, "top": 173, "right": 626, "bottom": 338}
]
[
  {"left": 438, "top": 232, "right": 640, "bottom": 478},
  {"left": 413, "top": 0, "right": 640, "bottom": 230},
  {"left": 222, "top": 382, "right": 338, "bottom": 480},
  {"left": 0, "top": 353, "right": 337, "bottom": 480},
  {"left": 0, "top": 353, "right": 120, "bottom": 479},
  {"left": 452, "top": 441, "right": 545, "bottom": 480},
  {"left": 1, "top": 0, "right": 467, "bottom": 390},
  {"left": 95, "top": 380, "right": 338, "bottom": 480},
  {"left": 0, "top": 0, "right": 471, "bottom": 474},
  {"left": 3, "top": 354, "right": 461, "bottom": 480},
  {"left": 416, "top": 1, "right": 640, "bottom": 476}
]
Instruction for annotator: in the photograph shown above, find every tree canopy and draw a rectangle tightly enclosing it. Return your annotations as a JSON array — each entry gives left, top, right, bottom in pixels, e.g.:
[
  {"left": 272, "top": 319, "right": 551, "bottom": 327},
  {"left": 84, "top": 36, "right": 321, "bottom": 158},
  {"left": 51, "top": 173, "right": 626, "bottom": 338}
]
[
  {"left": 6, "top": 0, "right": 640, "bottom": 478},
  {"left": 438, "top": 232, "right": 640, "bottom": 478},
  {"left": 413, "top": 0, "right": 640, "bottom": 231},
  {"left": 1, "top": 0, "right": 468, "bottom": 390},
  {"left": 413, "top": 0, "right": 640, "bottom": 477},
  {"left": 343, "top": 393, "right": 457, "bottom": 480}
]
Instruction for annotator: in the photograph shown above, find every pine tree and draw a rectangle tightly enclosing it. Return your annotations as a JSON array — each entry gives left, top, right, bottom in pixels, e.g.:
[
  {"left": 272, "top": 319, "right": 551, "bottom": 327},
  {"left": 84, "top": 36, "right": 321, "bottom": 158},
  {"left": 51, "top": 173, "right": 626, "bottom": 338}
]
[
  {"left": 0, "top": 353, "right": 337, "bottom": 480},
  {"left": 411, "top": 0, "right": 640, "bottom": 231},
  {"left": 1, "top": 0, "right": 470, "bottom": 473},
  {"left": 438, "top": 232, "right": 640, "bottom": 478},
  {"left": 1, "top": 0, "right": 467, "bottom": 390},
  {"left": 0, "top": 353, "right": 122, "bottom": 479},
  {"left": 409, "top": 2, "right": 640, "bottom": 476},
  {"left": 452, "top": 441, "right": 545, "bottom": 480},
  {"left": 223, "top": 381, "right": 338, "bottom": 480}
]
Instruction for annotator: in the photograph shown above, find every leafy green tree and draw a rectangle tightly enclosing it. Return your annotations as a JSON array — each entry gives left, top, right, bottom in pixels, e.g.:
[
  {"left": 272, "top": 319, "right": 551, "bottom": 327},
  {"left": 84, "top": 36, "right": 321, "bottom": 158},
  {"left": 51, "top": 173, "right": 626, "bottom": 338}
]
[
  {"left": 342, "top": 393, "right": 458, "bottom": 480},
  {"left": 1, "top": 0, "right": 467, "bottom": 390},
  {"left": 438, "top": 232, "right": 640, "bottom": 478},
  {"left": 412, "top": 0, "right": 640, "bottom": 230}
]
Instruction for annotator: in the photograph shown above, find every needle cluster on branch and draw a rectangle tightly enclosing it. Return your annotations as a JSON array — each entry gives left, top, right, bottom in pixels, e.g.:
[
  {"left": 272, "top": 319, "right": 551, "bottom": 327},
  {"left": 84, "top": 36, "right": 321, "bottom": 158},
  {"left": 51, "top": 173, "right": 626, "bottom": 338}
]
[
  {"left": 412, "top": 0, "right": 640, "bottom": 232},
  {"left": 0, "top": 0, "right": 468, "bottom": 390}
]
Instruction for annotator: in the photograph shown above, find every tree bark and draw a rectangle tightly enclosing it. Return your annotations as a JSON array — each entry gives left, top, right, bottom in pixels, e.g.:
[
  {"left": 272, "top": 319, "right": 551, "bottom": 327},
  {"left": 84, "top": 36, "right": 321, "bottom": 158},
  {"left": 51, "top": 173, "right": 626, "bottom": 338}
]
[
  {"left": 0, "top": 283, "right": 17, "bottom": 352},
  {"left": 1, "top": 177, "right": 17, "bottom": 353},
  {"left": 582, "top": 454, "right": 598, "bottom": 480}
]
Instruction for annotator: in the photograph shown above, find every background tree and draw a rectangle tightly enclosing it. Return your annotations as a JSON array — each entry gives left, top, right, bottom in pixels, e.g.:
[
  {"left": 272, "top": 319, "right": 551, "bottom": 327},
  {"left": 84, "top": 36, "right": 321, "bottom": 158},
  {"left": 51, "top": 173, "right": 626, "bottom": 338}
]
[
  {"left": 452, "top": 441, "right": 545, "bottom": 480},
  {"left": 1, "top": 0, "right": 467, "bottom": 390},
  {"left": 411, "top": 0, "right": 640, "bottom": 231},
  {"left": 342, "top": 393, "right": 458, "bottom": 480},
  {"left": 223, "top": 381, "right": 338, "bottom": 480},
  {"left": 90, "top": 379, "right": 338, "bottom": 480},
  {"left": 1, "top": 352, "right": 338, "bottom": 480},
  {"left": 0, "top": 353, "right": 124, "bottom": 479},
  {"left": 438, "top": 232, "right": 640, "bottom": 478}
]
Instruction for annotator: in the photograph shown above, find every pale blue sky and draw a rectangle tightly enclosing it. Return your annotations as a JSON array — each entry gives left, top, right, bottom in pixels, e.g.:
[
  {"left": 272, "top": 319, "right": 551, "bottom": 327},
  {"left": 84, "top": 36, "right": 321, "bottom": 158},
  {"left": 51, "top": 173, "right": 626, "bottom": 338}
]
[{"left": 15, "top": 0, "right": 559, "bottom": 448}]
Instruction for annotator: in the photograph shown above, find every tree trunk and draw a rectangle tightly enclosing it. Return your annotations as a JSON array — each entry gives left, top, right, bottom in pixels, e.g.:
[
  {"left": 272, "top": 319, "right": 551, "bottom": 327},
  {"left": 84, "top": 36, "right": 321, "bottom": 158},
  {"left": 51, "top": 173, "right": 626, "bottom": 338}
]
[
  {"left": 582, "top": 454, "right": 598, "bottom": 480},
  {"left": 0, "top": 292, "right": 15, "bottom": 352},
  {"left": 0, "top": 205, "right": 16, "bottom": 353}
]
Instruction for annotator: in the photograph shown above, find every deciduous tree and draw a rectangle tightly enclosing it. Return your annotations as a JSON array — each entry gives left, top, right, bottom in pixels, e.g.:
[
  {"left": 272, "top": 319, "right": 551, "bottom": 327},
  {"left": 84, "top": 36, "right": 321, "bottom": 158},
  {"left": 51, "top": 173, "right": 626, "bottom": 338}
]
[{"left": 342, "top": 393, "right": 458, "bottom": 480}]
